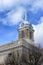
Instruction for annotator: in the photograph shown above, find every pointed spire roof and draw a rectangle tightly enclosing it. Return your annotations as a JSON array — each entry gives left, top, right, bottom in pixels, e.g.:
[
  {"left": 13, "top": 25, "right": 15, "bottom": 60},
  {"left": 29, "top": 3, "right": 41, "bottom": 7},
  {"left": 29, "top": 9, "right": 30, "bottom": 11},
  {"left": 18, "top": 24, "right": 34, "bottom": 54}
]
[
  {"left": 25, "top": 10, "right": 27, "bottom": 21},
  {"left": 19, "top": 10, "right": 31, "bottom": 29},
  {"left": 23, "top": 10, "right": 30, "bottom": 25}
]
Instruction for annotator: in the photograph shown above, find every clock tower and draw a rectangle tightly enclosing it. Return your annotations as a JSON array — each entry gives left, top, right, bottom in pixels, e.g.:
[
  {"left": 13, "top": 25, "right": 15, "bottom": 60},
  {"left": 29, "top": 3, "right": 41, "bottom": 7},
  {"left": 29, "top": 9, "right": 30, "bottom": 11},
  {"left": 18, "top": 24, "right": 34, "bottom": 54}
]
[{"left": 18, "top": 12, "right": 34, "bottom": 44}]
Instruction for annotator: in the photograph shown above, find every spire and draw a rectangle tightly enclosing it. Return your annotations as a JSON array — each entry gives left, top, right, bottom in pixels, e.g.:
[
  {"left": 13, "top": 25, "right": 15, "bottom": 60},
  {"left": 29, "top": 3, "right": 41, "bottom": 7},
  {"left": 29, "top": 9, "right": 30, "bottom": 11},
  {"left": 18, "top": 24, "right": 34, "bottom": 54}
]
[
  {"left": 23, "top": 10, "right": 29, "bottom": 24},
  {"left": 25, "top": 10, "right": 27, "bottom": 21},
  {"left": 19, "top": 10, "right": 30, "bottom": 29}
]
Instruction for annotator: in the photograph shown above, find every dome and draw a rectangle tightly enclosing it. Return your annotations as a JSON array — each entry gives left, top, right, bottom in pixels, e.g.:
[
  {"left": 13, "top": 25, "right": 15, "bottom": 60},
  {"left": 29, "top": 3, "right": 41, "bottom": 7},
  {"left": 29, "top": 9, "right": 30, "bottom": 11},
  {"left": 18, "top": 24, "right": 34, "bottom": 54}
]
[
  {"left": 19, "top": 20, "right": 30, "bottom": 29},
  {"left": 18, "top": 19, "right": 34, "bottom": 32},
  {"left": 23, "top": 20, "right": 30, "bottom": 25}
]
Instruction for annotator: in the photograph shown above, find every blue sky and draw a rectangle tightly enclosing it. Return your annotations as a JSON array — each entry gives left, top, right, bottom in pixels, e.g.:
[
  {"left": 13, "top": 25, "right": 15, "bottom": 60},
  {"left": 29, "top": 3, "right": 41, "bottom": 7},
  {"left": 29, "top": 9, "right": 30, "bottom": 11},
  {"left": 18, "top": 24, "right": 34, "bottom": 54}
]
[{"left": 0, "top": 0, "right": 43, "bottom": 47}]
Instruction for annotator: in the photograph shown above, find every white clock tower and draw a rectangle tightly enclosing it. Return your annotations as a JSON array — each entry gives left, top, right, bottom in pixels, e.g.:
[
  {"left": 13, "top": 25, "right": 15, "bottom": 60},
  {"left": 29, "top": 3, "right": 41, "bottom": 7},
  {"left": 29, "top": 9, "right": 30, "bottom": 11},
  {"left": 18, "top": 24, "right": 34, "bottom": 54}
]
[{"left": 18, "top": 11, "right": 34, "bottom": 44}]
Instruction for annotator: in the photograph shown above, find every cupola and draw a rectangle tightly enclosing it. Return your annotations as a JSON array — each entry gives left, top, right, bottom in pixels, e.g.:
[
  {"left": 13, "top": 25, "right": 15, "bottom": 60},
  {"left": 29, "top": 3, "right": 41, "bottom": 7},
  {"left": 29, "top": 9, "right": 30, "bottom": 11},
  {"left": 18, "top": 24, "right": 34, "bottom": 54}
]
[{"left": 18, "top": 11, "right": 34, "bottom": 42}]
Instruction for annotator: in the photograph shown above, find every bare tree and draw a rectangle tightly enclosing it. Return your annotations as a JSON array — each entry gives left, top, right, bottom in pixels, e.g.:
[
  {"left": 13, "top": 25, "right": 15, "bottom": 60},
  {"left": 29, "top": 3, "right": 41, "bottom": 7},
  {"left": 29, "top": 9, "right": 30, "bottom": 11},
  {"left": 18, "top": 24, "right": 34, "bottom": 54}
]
[
  {"left": 22, "top": 45, "right": 43, "bottom": 65},
  {"left": 4, "top": 50, "right": 20, "bottom": 65},
  {"left": 4, "top": 45, "right": 43, "bottom": 65},
  {"left": 4, "top": 52, "right": 15, "bottom": 65}
]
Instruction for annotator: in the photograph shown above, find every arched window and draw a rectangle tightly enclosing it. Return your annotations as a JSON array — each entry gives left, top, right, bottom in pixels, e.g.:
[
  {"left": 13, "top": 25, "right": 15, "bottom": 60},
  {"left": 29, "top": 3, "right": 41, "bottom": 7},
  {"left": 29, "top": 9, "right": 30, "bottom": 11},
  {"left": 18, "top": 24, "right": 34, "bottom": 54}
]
[
  {"left": 22, "top": 31, "right": 25, "bottom": 38},
  {"left": 30, "top": 31, "right": 32, "bottom": 39}
]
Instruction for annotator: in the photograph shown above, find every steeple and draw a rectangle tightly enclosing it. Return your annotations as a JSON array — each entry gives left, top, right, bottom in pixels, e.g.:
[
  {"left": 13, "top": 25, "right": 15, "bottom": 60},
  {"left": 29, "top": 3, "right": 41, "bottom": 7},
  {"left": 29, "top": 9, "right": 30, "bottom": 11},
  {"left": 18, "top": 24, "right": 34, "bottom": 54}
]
[
  {"left": 23, "top": 10, "right": 29, "bottom": 25},
  {"left": 18, "top": 10, "right": 34, "bottom": 43}
]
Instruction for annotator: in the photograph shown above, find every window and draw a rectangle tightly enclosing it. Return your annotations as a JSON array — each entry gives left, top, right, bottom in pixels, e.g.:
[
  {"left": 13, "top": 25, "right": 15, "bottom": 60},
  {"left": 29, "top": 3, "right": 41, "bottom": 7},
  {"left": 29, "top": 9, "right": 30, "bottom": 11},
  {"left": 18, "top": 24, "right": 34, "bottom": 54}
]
[
  {"left": 22, "top": 31, "right": 24, "bottom": 38},
  {"left": 30, "top": 31, "right": 32, "bottom": 39}
]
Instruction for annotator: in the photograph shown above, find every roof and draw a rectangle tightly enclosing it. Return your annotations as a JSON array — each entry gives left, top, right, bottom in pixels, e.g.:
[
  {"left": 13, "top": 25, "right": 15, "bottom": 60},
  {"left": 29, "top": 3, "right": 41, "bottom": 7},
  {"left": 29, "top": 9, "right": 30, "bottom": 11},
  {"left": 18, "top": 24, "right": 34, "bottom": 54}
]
[{"left": 19, "top": 20, "right": 30, "bottom": 28}]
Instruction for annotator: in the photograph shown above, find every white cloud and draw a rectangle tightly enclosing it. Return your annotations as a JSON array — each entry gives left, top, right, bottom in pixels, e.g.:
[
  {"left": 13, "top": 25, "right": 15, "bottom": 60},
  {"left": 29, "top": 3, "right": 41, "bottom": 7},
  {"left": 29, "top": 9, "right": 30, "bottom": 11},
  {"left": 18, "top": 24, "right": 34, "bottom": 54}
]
[
  {"left": 0, "top": 0, "right": 43, "bottom": 12},
  {"left": 0, "top": 0, "right": 32, "bottom": 25},
  {"left": 30, "top": 0, "right": 43, "bottom": 13},
  {"left": 3, "top": 0, "right": 14, "bottom": 9},
  {"left": 6, "top": 7, "right": 25, "bottom": 25},
  {"left": 1, "top": 7, "right": 25, "bottom": 25},
  {"left": 33, "top": 17, "right": 43, "bottom": 47},
  {"left": 0, "top": 0, "right": 18, "bottom": 11},
  {"left": 0, "top": 0, "right": 32, "bottom": 11},
  {"left": 0, "top": 0, "right": 43, "bottom": 25}
]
